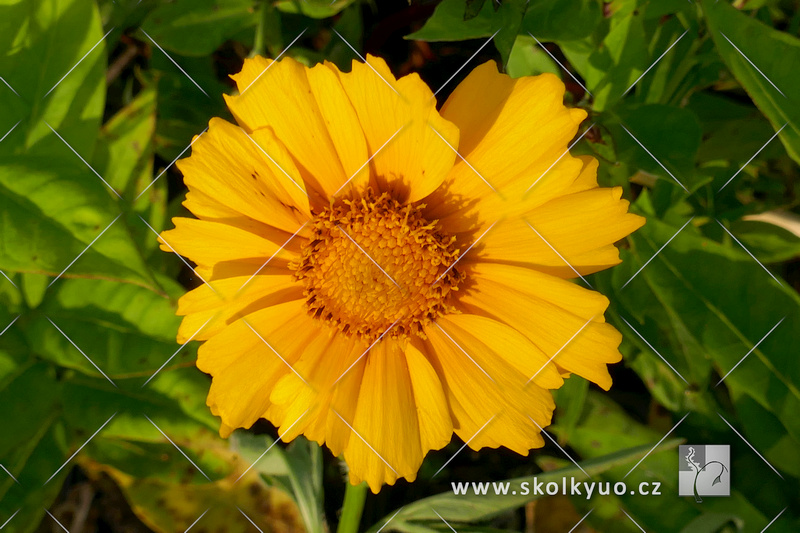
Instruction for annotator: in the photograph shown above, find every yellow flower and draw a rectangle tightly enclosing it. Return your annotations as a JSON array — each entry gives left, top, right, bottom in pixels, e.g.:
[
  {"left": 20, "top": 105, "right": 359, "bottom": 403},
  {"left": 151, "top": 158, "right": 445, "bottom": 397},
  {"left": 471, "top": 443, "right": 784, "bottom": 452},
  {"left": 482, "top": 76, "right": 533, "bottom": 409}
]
[{"left": 160, "top": 55, "right": 644, "bottom": 492}]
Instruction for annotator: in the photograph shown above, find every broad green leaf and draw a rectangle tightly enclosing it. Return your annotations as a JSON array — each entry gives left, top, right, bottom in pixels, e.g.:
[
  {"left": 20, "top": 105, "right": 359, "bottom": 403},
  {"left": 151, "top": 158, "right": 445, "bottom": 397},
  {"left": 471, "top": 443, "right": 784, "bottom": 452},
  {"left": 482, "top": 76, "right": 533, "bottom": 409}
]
[
  {"left": 520, "top": 0, "right": 602, "bottom": 43},
  {"left": 21, "top": 276, "right": 187, "bottom": 380},
  {"left": 606, "top": 103, "right": 703, "bottom": 190},
  {"left": 0, "top": 0, "right": 106, "bottom": 157},
  {"left": 406, "top": 0, "right": 527, "bottom": 65},
  {"left": 141, "top": 0, "right": 257, "bottom": 56},
  {"left": 704, "top": 1, "right": 800, "bottom": 164},
  {"left": 275, "top": 0, "right": 355, "bottom": 19},
  {"left": 0, "top": 363, "right": 69, "bottom": 530},
  {"left": 0, "top": 157, "right": 159, "bottom": 289},
  {"left": 506, "top": 35, "right": 560, "bottom": 79},
  {"left": 367, "top": 441, "right": 679, "bottom": 530}
]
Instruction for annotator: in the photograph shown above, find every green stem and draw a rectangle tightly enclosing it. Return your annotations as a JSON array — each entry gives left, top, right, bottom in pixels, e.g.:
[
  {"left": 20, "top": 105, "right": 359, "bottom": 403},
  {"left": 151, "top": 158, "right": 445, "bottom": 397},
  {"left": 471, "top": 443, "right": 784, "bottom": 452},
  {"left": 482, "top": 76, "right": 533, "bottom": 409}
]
[
  {"left": 337, "top": 481, "right": 368, "bottom": 533},
  {"left": 252, "top": 0, "right": 281, "bottom": 58}
]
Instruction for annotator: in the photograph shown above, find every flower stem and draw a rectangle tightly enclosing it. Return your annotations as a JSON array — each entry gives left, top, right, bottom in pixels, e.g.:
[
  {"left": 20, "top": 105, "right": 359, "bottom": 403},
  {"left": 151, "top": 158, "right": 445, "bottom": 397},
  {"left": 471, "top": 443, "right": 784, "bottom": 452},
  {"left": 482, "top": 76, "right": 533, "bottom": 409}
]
[
  {"left": 337, "top": 481, "right": 368, "bottom": 533},
  {"left": 252, "top": 0, "right": 280, "bottom": 58}
]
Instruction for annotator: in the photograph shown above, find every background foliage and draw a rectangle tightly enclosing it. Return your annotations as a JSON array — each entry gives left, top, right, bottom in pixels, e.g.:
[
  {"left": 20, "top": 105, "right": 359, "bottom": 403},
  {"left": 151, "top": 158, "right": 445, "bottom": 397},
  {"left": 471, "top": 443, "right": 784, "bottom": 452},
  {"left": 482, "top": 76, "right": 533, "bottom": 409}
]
[{"left": 0, "top": 0, "right": 799, "bottom": 531}]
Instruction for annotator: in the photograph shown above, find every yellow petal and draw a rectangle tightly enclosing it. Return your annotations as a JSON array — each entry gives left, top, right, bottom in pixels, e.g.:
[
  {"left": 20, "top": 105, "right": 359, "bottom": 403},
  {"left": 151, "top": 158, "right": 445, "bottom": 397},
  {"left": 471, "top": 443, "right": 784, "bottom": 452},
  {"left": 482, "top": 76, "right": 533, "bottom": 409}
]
[
  {"left": 426, "top": 62, "right": 586, "bottom": 232},
  {"left": 225, "top": 56, "right": 352, "bottom": 200},
  {"left": 199, "top": 301, "right": 317, "bottom": 432},
  {"left": 159, "top": 218, "right": 292, "bottom": 268},
  {"left": 336, "top": 55, "right": 459, "bottom": 203},
  {"left": 458, "top": 262, "right": 622, "bottom": 389},
  {"left": 175, "top": 271, "right": 302, "bottom": 342},
  {"left": 471, "top": 186, "right": 645, "bottom": 277},
  {"left": 177, "top": 117, "right": 310, "bottom": 234},
  {"left": 419, "top": 331, "right": 554, "bottom": 454}
]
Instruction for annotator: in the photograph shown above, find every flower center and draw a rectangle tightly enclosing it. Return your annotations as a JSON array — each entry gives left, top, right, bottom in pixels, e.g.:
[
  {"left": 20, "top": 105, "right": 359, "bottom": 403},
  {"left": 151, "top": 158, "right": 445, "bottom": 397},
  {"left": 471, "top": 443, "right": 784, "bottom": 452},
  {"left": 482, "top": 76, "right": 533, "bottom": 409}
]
[{"left": 292, "top": 190, "right": 463, "bottom": 341}]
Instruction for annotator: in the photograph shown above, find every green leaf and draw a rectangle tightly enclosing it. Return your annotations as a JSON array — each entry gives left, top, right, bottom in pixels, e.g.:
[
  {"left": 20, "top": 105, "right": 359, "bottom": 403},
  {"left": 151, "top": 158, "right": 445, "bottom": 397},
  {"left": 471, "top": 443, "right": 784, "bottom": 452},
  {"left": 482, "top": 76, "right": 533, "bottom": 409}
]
[
  {"left": 0, "top": 0, "right": 106, "bottom": 157},
  {"left": 406, "top": 0, "right": 527, "bottom": 65},
  {"left": 606, "top": 103, "right": 703, "bottom": 190},
  {"left": 618, "top": 216, "right": 800, "bottom": 468},
  {"left": 704, "top": 0, "right": 800, "bottom": 164},
  {"left": 0, "top": 157, "right": 159, "bottom": 290},
  {"left": 520, "top": 0, "right": 602, "bottom": 43},
  {"left": 367, "top": 441, "right": 679, "bottom": 530},
  {"left": 506, "top": 35, "right": 561, "bottom": 79},
  {"left": 141, "top": 0, "right": 257, "bottom": 57},
  {"left": 464, "top": 0, "right": 489, "bottom": 20},
  {"left": 275, "top": 0, "right": 355, "bottom": 19},
  {"left": 21, "top": 278, "right": 191, "bottom": 379}
]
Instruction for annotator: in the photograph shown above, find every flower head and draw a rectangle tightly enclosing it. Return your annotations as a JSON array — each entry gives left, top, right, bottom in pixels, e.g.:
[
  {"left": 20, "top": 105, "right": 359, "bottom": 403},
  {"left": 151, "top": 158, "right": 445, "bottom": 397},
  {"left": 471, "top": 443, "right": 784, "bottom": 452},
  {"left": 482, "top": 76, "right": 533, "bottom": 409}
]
[{"left": 160, "top": 55, "right": 644, "bottom": 492}]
